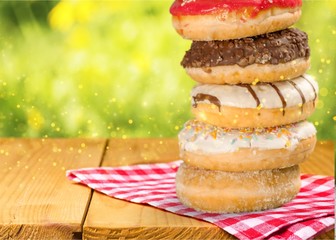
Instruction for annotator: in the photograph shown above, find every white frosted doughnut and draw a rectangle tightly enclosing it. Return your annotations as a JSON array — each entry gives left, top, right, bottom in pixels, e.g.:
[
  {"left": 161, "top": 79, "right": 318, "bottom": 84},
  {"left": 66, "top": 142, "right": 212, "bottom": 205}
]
[
  {"left": 175, "top": 163, "right": 301, "bottom": 213},
  {"left": 191, "top": 74, "right": 318, "bottom": 128},
  {"left": 178, "top": 120, "right": 316, "bottom": 171}
]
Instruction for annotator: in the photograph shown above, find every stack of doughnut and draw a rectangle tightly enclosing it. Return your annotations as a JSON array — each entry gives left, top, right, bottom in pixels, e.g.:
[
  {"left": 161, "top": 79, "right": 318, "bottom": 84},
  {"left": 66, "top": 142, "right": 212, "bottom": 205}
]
[{"left": 170, "top": 0, "right": 319, "bottom": 213}]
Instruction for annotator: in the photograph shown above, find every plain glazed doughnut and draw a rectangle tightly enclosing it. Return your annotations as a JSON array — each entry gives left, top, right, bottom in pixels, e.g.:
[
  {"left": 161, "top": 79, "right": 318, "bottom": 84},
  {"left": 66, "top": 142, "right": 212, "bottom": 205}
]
[
  {"left": 179, "top": 120, "right": 316, "bottom": 171},
  {"left": 181, "top": 28, "right": 310, "bottom": 84},
  {"left": 191, "top": 75, "right": 318, "bottom": 128},
  {"left": 175, "top": 163, "right": 301, "bottom": 213},
  {"left": 170, "top": 0, "right": 302, "bottom": 40}
]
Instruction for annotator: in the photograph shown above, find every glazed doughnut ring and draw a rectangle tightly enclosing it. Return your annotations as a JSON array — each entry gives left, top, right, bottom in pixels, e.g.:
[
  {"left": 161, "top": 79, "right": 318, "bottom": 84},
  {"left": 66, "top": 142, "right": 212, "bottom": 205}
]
[
  {"left": 170, "top": 0, "right": 302, "bottom": 40},
  {"left": 182, "top": 28, "right": 310, "bottom": 85},
  {"left": 191, "top": 75, "right": 318, "bottom": 128},
  {"left": 179, "top": 120, "right": 316, "bottom": 172},
  {"left": 175, "top": 163, "right": 301, "bottom": 213}
]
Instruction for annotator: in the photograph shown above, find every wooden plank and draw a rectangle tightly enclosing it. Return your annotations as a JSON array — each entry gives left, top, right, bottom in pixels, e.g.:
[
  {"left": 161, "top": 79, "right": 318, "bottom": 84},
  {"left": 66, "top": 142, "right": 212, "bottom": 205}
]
[
  {"left": 84, "top": 139, "right": 334, "bottom": 239},
  {"left": 300, "top": 140, "right": 334, "bottom": 176},
  {"left": 85, "top": 138, "right": 232, "bottom": 239},
  {"left": 300, "top": 141, "right": 335, "bottom": 240},
  {"left": 104, "top": 138, "right": 179, "bottom": 166},
  {"left": 0, "top": 138, "right": 106, "bottom": 239},
  {"left": 84, "top": 193, "right": 231, "bottom": 240}
]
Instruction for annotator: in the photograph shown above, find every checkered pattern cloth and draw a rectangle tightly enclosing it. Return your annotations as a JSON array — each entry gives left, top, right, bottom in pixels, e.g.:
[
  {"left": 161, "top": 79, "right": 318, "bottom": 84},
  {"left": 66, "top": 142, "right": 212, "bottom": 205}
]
[{"left": 67, "top": 161, "right": 334, "bottom": 240}]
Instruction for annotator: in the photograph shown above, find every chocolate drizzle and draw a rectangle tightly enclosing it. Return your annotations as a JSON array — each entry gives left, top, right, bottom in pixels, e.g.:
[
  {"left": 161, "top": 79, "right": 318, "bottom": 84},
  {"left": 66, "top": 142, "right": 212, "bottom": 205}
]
[
  {"left": 302, "top": 75, "right": 317, "bottom": 107},
  {"left": 269, "top": 83, "right": 287, "bottom": 116},
  {"left": 288, "top": 80, "right": 306, "bottom": 113},
  {"left": 192, "top": 93, "right": 221, "bottom": 110},
  {"left": 238, "top": 84, "right": 260, "bottom": 107}
]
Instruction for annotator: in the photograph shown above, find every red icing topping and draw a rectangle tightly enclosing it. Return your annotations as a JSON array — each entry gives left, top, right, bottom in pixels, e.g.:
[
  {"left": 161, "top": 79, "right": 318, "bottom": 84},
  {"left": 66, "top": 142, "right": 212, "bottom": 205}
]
[{"left": 170, "top": 0, "right": 302, "bottom": 16}]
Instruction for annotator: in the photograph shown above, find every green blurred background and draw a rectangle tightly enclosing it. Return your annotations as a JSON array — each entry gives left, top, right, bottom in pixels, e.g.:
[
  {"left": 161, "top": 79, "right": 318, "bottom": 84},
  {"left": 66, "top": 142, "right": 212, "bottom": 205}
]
[{"left": 0, "top": 0, "right": 335, "bottom": 140}]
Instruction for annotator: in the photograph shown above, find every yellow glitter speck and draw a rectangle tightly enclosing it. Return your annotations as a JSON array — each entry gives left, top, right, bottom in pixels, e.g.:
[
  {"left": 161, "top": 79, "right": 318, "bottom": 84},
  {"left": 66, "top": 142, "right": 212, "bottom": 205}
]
[
  {"left": 128, "top": 119, "right": 133, "bottom": 124},
  {"left": 333, "top": 116, "right": 336, "bottom": 121},
  {"left": 320, "top": 88, "right": 328, "bottom": 97},
  {"left": 210, "top": 131, "right": 217, "bottom": 139},
  {"left": 252, "top": 78, "right": 259, "bottom": 85},
  {"left": 285, "top": 141, "right": 291, "bottom": 148},
  {"left": 317, "top": 100, "right": 324, "bottom": 109},
  {"left": 210, "top": 104, "right": 217, "bottom": 109},
  {"left": 199, "top": 111, "right": 207, "bottom": 121}
]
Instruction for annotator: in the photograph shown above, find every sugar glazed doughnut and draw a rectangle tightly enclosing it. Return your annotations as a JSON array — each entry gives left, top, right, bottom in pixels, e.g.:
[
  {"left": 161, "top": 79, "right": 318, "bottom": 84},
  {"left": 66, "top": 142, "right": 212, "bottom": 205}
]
[
  {"left": 176, "top": 163, "right": 301, "bottom": 213},
  {"left": 182, "top": 28, "right": 310, "bottom": 84},
  {"left": 170, "top": 0, "right": 302, "bottom": 40},
  {"left": 179, "top": 120, "right": 316, "bottom": 171},
  {"left": 192, "top": 75, "right": 318, "bottom": 128}
]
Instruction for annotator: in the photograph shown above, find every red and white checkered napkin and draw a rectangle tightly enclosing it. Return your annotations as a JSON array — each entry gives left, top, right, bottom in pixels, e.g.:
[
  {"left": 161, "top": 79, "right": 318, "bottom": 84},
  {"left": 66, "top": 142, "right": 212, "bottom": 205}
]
[{"left": 66, "top": 161, "right": 335, "bottom": 240}]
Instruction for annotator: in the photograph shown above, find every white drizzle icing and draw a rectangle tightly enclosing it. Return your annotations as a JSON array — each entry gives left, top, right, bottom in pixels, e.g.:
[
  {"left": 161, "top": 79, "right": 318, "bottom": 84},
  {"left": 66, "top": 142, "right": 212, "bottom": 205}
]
[
  {"left": 191, "top": 74, "right": 318, "bottom": 109},
  {"left": 178, "top": 120, "right": 316, "bottom": 153}
]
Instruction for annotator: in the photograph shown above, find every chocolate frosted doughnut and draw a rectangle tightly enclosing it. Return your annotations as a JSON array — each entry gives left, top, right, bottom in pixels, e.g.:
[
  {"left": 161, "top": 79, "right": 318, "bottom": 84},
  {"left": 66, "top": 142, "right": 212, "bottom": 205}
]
[
  {"left": 182, "top": 29, "right": 309, "bottom": 68},
  {"left": 191, "top": 75, "right": 318, "bottom": 128},
  {"left": 182, "top": 28, "right": 310, "bottom": 84}
]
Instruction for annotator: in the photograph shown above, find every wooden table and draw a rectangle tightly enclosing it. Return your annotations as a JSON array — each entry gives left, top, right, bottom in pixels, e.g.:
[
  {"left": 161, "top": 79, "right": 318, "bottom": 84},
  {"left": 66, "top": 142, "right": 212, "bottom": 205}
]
[{"left": 0, "top": 138, "right": 334, "bottom": 239}]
